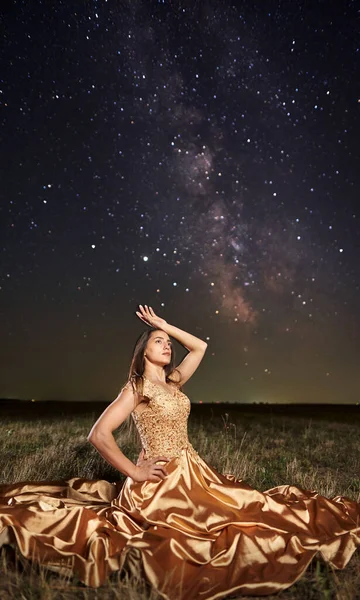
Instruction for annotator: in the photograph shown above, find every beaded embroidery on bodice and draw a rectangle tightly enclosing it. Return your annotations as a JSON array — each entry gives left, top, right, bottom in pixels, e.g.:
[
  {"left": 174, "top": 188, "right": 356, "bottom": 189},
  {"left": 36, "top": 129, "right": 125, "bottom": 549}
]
[{"left": 131, "top": 377, "right": 198, "bottom": 459}]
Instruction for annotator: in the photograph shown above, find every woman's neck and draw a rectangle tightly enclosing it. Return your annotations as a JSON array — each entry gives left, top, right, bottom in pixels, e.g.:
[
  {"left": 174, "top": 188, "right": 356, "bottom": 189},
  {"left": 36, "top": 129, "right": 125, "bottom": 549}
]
[{"left": 143, "top": 368, "right": 167, "bottom": 382}]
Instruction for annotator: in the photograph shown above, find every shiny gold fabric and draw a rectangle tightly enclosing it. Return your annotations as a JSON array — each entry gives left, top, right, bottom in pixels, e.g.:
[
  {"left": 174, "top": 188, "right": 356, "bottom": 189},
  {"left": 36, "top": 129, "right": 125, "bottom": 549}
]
[{"left": 1, "top": 377, "right": 359, "bottom": 599}]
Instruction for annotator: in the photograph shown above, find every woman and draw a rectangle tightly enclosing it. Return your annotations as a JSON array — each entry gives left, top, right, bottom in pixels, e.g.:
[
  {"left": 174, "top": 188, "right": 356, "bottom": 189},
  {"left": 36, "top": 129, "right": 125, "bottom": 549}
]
[{"left": 0, "top": 304, "right": 359, "bottom": 599}]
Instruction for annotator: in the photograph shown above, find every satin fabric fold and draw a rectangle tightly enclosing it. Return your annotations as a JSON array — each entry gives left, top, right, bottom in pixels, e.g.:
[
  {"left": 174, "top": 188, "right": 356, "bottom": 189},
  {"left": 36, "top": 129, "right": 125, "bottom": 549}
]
[
  {"left": 1, "top": 446, "right": 359, "bottom": 598},
  {"left": 1, "top": 377, "right": 359, "bottom": 598}
]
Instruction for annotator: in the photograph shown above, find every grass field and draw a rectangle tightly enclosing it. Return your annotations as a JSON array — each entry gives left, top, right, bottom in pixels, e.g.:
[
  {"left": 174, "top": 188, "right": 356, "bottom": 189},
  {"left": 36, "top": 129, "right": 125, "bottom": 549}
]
[{"left": 0, "top": 404, "right": 359, "bottom": 599}]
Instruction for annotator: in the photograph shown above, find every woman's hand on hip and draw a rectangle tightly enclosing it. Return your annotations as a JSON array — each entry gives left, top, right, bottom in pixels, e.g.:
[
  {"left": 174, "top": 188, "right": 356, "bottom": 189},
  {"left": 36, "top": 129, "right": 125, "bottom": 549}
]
[{"left": 132, "top": 455, "right": 170, "bottom": 482}]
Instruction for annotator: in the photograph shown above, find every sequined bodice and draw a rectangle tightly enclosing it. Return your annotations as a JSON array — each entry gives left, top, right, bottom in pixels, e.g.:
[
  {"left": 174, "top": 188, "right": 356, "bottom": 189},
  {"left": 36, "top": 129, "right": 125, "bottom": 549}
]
[{"left": 131, "top": 377, "right": 198, "bottom": 459}]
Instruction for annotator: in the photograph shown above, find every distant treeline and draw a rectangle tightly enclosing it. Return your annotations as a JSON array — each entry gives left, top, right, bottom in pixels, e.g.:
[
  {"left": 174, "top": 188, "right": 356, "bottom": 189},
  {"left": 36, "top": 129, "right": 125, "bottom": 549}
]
[{"left": 0, "top": 399, "right": 359, "bottom": 425}]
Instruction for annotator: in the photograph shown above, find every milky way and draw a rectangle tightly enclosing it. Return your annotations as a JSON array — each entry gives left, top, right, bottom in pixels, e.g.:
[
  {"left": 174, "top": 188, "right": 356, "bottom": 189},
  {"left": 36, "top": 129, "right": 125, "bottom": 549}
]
[{"left": 1, "top": 1, "right": 359, "bottom": 403}]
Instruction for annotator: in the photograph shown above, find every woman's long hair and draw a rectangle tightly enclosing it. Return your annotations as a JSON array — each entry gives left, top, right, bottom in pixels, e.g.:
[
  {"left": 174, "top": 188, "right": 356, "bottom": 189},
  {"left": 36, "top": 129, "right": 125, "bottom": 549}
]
[{"left": 118, "top": 328, "right": 182, "bottom": 448}]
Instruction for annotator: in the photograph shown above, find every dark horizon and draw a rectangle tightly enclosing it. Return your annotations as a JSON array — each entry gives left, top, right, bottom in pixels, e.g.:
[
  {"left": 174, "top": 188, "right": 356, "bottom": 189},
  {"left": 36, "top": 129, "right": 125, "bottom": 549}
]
[
  {"left": 1, "top": 398, "right": 359, "bottom": 407},
  {"left": 2, "top": 399, "right": 359, "bottom": 431}
]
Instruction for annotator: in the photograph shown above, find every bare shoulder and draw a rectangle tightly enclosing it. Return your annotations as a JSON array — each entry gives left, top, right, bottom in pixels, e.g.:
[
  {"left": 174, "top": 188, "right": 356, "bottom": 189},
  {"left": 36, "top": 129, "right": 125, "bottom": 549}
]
[
  {"left": 88, "top": 380, "right": 142, "bottom": 436},
  {"left": 121, "top": 380, "right": 143, "bottom": 407},
  {"left": 167, "top": 369, "right": 182, "bottom": 387}
]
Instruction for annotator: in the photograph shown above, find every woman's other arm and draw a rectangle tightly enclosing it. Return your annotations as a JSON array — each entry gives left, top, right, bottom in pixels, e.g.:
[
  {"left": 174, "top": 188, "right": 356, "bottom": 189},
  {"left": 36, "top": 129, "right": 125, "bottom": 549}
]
[{"left": 87, "top": 385, "right": 168, "bottom": 481}]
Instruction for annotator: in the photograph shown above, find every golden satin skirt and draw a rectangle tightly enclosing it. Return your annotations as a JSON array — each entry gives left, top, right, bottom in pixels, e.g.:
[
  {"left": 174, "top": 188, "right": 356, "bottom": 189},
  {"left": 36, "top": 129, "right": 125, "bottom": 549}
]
[{"left": 1, "top": 448, "right": 359, "bottom": 599}]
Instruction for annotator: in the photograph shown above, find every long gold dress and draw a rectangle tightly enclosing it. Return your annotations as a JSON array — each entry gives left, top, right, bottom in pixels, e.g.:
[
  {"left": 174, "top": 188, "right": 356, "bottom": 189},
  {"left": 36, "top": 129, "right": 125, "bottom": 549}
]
[{"left": 0, "top": 377, "right": 359, "bottom": 599}]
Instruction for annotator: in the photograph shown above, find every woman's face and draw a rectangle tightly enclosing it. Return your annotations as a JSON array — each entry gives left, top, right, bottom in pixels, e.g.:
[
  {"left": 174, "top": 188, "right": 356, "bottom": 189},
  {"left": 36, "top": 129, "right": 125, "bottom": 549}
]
[{"left": 145, "top": 330, "right": 172, "bottom": 365}]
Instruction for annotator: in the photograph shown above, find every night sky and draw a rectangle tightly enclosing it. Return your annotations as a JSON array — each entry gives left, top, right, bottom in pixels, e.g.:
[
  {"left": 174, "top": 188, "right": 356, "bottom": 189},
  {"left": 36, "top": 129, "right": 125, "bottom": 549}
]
[{"left": 1, "top": 1, "right": 359, "bottom": 404}]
